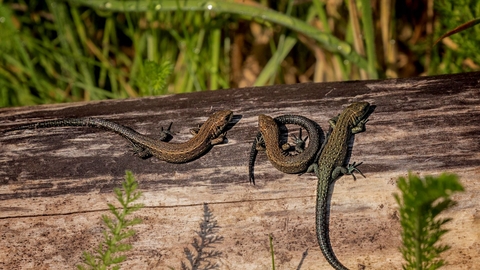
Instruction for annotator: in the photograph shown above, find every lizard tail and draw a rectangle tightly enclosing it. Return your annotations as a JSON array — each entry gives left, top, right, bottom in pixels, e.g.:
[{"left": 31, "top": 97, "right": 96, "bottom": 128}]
[
  {"left": 3, "top": 118, "right": 156, "bottom": 145},
  {"left": 248, "top": 132, "right": 262, "bottom": 184},
  {"left": 5, "top": 118, "right": 140, "bottom": 137},
  {"left": 316, "top": 178, "right": 349, "bottom": 270}
]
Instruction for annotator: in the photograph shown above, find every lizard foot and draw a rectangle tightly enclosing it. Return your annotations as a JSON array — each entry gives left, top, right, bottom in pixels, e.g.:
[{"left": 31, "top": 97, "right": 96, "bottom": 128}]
[
  {"left": 159, "top": 122, "right": 173, "bottom": 141},
  {"left": 346, "top": 161, "right": 365, "bottom": 181},
  {"left": 131, "top": 146, "right": 153, "bottom": 159},
  {"left": 210, "top": 131, "right": 228, "bottom": 145},
  {"left": 291, "top": 128, "right": 307, "bottom": 153}
]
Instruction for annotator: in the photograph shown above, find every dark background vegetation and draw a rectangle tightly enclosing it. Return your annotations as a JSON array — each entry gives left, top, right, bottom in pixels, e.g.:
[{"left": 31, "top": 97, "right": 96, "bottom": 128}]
[{"left": 0, "top": 0, "right": 478, "bottom": 107}]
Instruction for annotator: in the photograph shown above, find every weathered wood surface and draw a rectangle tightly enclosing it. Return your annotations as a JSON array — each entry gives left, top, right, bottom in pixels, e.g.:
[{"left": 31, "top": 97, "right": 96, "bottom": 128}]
[{"left": 1, "top": 72, "right": 479, "bottom": 269}]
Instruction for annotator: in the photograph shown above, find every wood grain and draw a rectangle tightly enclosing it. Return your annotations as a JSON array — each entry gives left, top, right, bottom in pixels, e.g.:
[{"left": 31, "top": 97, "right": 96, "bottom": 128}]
[{"left": 1, "top": 72, "right": 479, "bottom": 269}]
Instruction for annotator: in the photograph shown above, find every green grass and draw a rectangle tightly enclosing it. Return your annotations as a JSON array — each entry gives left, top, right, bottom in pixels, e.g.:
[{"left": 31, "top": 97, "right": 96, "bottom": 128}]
[
  {"left": 0, "top": 0, "right": 478, "bottom": 108},
  {"left": 431, "top": 0, "right": 480, "bottom": 74},
  {"left": 0, "top": 0, "right": 372, "bottom": 107}
]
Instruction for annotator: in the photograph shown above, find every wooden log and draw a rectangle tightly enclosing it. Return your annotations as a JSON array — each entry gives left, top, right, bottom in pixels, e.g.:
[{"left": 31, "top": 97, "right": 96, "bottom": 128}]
[{"left": 1, "top": 72, "right": 479, "bottom": 269}]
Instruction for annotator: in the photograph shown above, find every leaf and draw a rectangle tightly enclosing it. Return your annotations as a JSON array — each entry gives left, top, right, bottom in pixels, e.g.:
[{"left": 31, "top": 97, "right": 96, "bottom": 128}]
[
  {"left": 77, "top": 170, "right": 143, "bottom": 269},
  {"left": 434, "top": 18, "right": 480, "bottom": 47},
  {"left": 394, "top": 172, "right": 463, "bottom": 270}
]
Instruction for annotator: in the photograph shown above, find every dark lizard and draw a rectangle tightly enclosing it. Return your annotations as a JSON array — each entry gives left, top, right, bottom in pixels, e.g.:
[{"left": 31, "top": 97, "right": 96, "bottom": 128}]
[
  {"left": 248, "top": 114, "right": 323, "bottom": 184},
  {"left": 3, "top": 110, "right": 233, "bottom": 163},
  {"left": 308, "top": 102, "right": 374, "bottom": 270}
]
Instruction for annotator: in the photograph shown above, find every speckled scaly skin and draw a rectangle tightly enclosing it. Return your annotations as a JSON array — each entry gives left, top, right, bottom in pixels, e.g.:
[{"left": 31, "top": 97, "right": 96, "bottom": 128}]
[
  {"left": 311, "top": 102, "right": 373, "bottom": 270},
  {"left": 248, "top": 114, "right": 322, "bottom": 184},
  {"left": 4, "top": 110, "right": 233, "bottom": 163}
]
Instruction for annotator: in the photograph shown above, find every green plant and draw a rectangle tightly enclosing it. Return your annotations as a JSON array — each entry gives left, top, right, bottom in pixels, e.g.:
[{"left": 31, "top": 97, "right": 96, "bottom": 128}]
[
  {"left": 394, "top": 172, "right": 464, "bottom": 270},
  {"left": 136, "top": 60, "right": 173, "bottom": 95},
  {"left": 78, "top": 170, "right": 144, "bottom": 270},
  {"left": 432, "top": 0, "right": 480, "bottom": 74},
  {"left": 269, "top": 234, "right": 276, "bottom": 270},
  {"left": 1, "top": 0, "right": 384, "bottom": 108}
]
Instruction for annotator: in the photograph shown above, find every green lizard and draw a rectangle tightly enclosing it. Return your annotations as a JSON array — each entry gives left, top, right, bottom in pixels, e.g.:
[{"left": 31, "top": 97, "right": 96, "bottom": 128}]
[{"left": 309, "top": 102, "right": 374, "bottom": 270}]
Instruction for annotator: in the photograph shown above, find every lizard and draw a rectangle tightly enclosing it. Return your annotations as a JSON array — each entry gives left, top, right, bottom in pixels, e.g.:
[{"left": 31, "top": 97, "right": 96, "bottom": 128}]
[
  {"left": 3, "top": 110, "right": 233, "bottom": 163},
  {"left": 308, "top": 102, "right": 374, "bottom": 270},
  {"left": 248, "top": 114, "right": 323, "bottom": 184}
]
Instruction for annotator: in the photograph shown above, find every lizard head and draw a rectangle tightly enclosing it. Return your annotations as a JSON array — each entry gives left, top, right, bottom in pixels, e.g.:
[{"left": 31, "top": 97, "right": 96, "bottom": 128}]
[
  {"left": 208, "top": 110, "right": 233, "bottom": 135},
  {"left": 258, "top": 114, "right": 281, "bottom": 147},
  {"left": 258, "top": 114, "right": 278, "bottom": 133},
  {"left": 347, "top": 102, "right": 373, "bottom": 124},
  {"left": 258, "top": 114, "right": 276, "bottom": 127}
]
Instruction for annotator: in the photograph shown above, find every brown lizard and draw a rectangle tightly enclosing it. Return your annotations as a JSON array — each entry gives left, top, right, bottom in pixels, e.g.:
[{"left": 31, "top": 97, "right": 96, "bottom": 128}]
[
  {"left": 249, "top": 114, "right": 322, "bottom": 184},
  {"left": 3, "top": 110, "right": 233, "bottom": 163}
]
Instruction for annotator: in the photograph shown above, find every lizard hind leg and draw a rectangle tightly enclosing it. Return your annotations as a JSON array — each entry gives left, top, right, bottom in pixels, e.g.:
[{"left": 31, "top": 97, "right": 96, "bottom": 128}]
[
  {"left": 290, "top": 128, "right": 307, "bottom": 153},
  {"left": 345, "top": 161, "right": 365, "bottom": 181},
  {"left": 159, "top": 122, "right": 174, "bottom": 141},
  {"left": 128, "top": 122, "right": 172, "bottom": 159},
  {"left": 331, "top": 162, "right": 365, "bottom": 181},
  {"left": 130, "top": 143, "right": 153, "bottom": 159}
]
